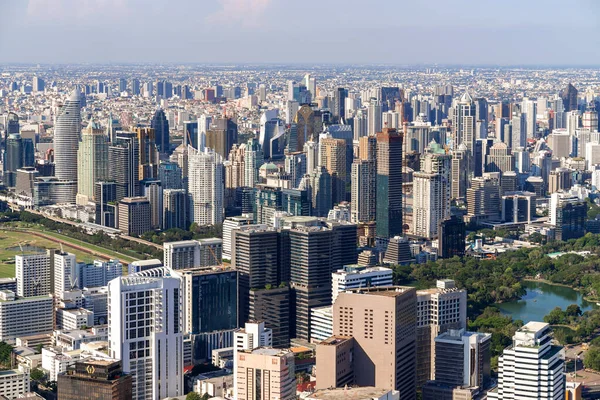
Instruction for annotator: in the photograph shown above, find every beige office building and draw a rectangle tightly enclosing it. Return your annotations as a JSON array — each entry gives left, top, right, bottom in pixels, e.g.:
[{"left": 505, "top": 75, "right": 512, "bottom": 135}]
[
  {"left": 235, "top": 347, "right": 296, "bottom": 400},
  {"left": 315, "top": 336, "right": 354, "bottom": 390},
  {"left": 332, "top": 287, "right": 417, "bottom": 400}
]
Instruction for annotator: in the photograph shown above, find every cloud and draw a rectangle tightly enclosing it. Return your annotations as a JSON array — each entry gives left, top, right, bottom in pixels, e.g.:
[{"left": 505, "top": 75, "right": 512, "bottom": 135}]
[{"left": 205, "top": 0, "right": 273, "bottom": 27}]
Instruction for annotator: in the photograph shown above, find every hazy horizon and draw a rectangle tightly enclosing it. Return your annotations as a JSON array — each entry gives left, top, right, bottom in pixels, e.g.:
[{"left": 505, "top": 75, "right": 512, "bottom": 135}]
[{"left": 1, "top": 0, "right": 599, "bottom": 65}]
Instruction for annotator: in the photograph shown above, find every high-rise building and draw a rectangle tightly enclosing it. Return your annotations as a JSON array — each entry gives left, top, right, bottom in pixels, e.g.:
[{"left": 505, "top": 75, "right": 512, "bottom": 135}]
[
  {"left": 502, "top": 191, "right": 536, "bottom": 223},
  {"left": 134, "top": 127, "right": 159, "bottom": 181},
  {"left": 422, "top": 329, "right": 491, "bottom": 400},
  {"left": 117, "top": 197, "right": 151, "bottom": 236},
  {"left": 452, "top": 92, "right": 476, "bottom": 170},
  {"left": 150, "top": 109, "right": 170, "bottom": 155},
  {"left": 315, "top": 336, "right": 355, "bottom": 389},
  {"left": 235, "top": 348, "right": 296, "bottom": 400},
  {"left": 320, "top": 137, "right": 347, "bottom": 204},
  {"left": 54, "top": 89, "right": 82, "bottom": 182},
  {"left": 294, "top": 105, "right": 319, "bottom": 151},
  {"left": 412, "top": 150, "right": 451, "bottom": 239},
  {"left": 109, "top": 132, "right": 140, "bottom": 201},
  {"left": 351, "top": 159, "right": 376, "bottom": 223},
  {"left": 376, "top": 128, "right": 404, "bottom": 242},
  {"left": 33, "top": 76, "right": 45, "bottom": 92},
  {"left": 222, "top": 214, "right": 254, "bottom": 260},
  {"left": 163, "top": 189, "right": 187, "bottom": 230},
  {"left": 108, "top": 275, "right": 184, "bottom": 400},
  {"left": 284, "top": 217, "right": 357, "bottom": 341},
  {"left": 486, "top": 142, "right": 515, "bottom": 174},
  {"left": 488, "top": 322, "right": 565, "bottom": 400},
  {"left": 188, "top": 146, "right": 224, "bottom": 226},
  {"left": 437, "top": 216, "right": 466, "bottom": 259},
  {"left": 164, "top": 239, "right": 222, "bottom": 270},
  {"left": 466, "top": 174, "right": 501, "bottom": 224},
  {"left": 54, "top": 251, "right": 78, "bottom": 299},
  {"left": 77, "top": 121, "right": 108, "bottom": 205},
  {"left": 451, "top": 144, "right": 469, "bottom": 200},
  {"left": 15, "top": 252, "right": 51, "bottom": 297},
  {"left": 78, "top": 259, "right": 123, "bottom": 289},
  {"left": 249, "top": 286, "right": 291, "bottom": 348},
  {"left": 158, "top": 162, "right": 183, "bottom": 190},
  {"left": 57, "top": 359, "right": 132, "bottom": 400},
  {"left": 141, "top": 180, "right": 163, "bottom": 229},
  {"left": 548, "top": 168, "right": 573, "bottom": 194},
  {"left": 0, "top": 290, "right": 53, "bottom": 342},
  {"left": 333, "top": 287, "right": 417, "bottom": 399},
  {"left": 95, "top": 182, "right": 117, "bottom": 227},
  {"left": 331, "top": 265, "right": 392, "bottom": 303},
  {"left": 4, "top": 133, "right": 34, "bottom": 188},
  {"left": 561, "top": 83, "right": 578, "bottom": 112},
  {"left": 555, "top": 199, "right": 586, "bottom": 242},
  {"left": 244, "top": 138, "right": 263, "bottom": 187},
  {"left": 368, "top": 100, "right": 382, "bottom": 136},
  {"left": 416, "top": 280, "right": 467, "bottom": 388},
  {"left": 206, "top": 116, "right": 238, "bottom": 159}
]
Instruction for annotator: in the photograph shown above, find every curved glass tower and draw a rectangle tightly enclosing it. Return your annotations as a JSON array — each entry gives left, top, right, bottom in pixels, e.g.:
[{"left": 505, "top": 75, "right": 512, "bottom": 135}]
[{"left": 54, "top": 89, "right": 82, "bottom": 181}]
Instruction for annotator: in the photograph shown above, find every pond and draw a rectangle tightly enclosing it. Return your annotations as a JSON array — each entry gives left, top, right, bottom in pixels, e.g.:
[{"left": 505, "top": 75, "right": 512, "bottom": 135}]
[
  {"left": 5, "top": 245, "right": 46, "bottom": 253},
  {"left": 496, "top": 280, "right": 596, "bottom": 323}
]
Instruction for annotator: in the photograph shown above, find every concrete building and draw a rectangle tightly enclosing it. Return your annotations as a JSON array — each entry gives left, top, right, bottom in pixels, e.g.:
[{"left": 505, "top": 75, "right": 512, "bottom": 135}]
[
  {"left": 164, "top": 239, "right": 222, "bottom": 270},
  {"left": 188, "top": 146, "right": 224, "bottom": 226},
  {"left": 315, "top": 336, "right": 355, "bottom": 389},
  {"left": 53, "top": 251, "right": 77, "bottom": 299},
  {"left": 0, "top": 366, "right": 30, "bottom": 399},
  {"left": 235, "top": 347, "right": 296, "bottom": 400},
  {"left": 117, "top": 197, "right": 151, "bottom": 236},
  {"left": 331, "top": 265, "right": 393, "bottom": 303},
  {"left": 222, "top": 214, "right": 254, "bottom": 260},
  {"left": 308, "top": 387, "right": 399, "bottom": 400},
  {"left": 54, "top": 89, "right": 82, "bottom": 183},
  {"left": 76, "top": 121, "right": 108, "bottom": 205},
  {"left": 163, "top": 189, "right": 187, "bottom": 230},
  {"left": 0, "top": 290, "right": 53, "bottom": 342},
  {"left": 488, "top": 322, "right": 565, "bottom": 400},
  {"left": 249, "top": 286, "right": 291, "bottom": 348},
  {"left": 333, "top": 287, "right": 417, "bottom": 399},
  {"left": 502, "top": 191, "right": 536, "bottom": 223},
  {"left": 16, "top": 253, "right": 51, "bottom": 297},
  {"left": 376, "top": 128, "right": 404, "bottom": 242},
  {"left": 108, "top": 275, "right": 184, "bottom": 400}
]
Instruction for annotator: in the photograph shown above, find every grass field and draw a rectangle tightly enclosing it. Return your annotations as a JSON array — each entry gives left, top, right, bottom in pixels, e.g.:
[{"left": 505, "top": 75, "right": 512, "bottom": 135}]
[{"left": 0, "top": 229, "right": 141, "bottom": 278}]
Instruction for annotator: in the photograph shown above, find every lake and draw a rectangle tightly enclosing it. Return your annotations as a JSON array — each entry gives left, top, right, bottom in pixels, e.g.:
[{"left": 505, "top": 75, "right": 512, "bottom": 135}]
[{"left": 496, "top": 280, "right": 596, "bottom": 323}]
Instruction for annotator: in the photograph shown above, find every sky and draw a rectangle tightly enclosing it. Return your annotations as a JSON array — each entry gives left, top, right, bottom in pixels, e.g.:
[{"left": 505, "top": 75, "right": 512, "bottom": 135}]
[{"left": 0, "top": 0, "right": 600, "bottom": 65}]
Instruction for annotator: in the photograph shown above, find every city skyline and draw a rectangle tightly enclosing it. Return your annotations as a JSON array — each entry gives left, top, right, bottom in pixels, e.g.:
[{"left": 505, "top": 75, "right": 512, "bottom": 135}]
[{"left": 1, "top": 0, "right": 600, "bottom": 65}]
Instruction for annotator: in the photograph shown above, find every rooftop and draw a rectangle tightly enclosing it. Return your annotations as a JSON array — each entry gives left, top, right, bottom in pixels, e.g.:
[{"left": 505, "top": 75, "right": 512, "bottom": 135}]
[
  {"left": 346, "top": 286, "right": 414, "bottom": 297},
  {"left": 519, "top": 321, "right": 549, "bottom": 334},
  {"left": 318, "top": 336, "right": 353, "bottom": 346},
  {"left": 309, "top": 387, "right": 395, "bottom": 400}
]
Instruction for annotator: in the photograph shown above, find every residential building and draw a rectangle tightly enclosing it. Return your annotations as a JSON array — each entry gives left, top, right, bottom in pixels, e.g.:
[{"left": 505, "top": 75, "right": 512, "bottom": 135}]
[
  {"left": 188, "top": 146, "right": 224, "bottom": 226},
  {"left": 0, "top": 366, "right": 30, "bottom": 399},
  {"left": 15, "top": 253, "right": 51, "bottom": 297},
  {"left": 235, "top": 347, "right": 296, "bottom": 400},
  {"left": 0, "top": 290, "right": 53, "bottom": 342}
]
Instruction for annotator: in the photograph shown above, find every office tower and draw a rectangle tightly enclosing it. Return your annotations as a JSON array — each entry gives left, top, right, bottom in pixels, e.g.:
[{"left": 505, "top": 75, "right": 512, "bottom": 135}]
[
  {"left": 320, "top": 137, "right": 347, "bottom": 204},
  {"left": 294, "top": 104, "right": 319, "bottom": 151},
  {"left": 235, "top": 348, "right": 296, "bottom": 400},
  {"left": 488, "top": 322, "right": 565, "bottom": 400},
  {"left": 383, "top": 236, "right": 413, "bottom": 264},
  {"left": 422, "top": 329, "right": 491, "bottom": 400},
  {"left": 333, "top": 287, "right": 417, "bottom": 398},
  {"left": 547, "top": 130, "right": 572, "bottom": 159},
  {"left": 0, "top": 290, "right": 53, "bottom": 341},
  {"left": 57, "top": 359, "right": 132, "bottom": 400},
  {"left": 54, "top": 251, "right": 77, "bottom": 299},
  {"left": 131, "top": 79, "right": 140, "bottom": 95},
  {"left": 141, "top": 180, "right": 163, "bottom": 229},
  {"left": 175, "top": 267, "right": 238, "bottom": 363},
  {"left": 15, "top": 167, "right": 37, "bottom": 197},
  {"left": 561, "top": 83, "right": 578, "bottom": 112},
  {"left": 134, "top": 127, "right": 159, "bottom": 180},
  {"left": 368, "top": 100, "right": 382, "bottom": 135},
  {"left": 33, "top": 76, "right": 45, "bottom": 92},
  {"left": 548, "top": 168, "right": 572, "bottom": 194},
  {"left": 158, "top": 162, "right": 183, "bottom": 190},
  {"left": 206, "top": 116, "right": 238, "bottom": 159},
  {"left": 376, "top": 128, "right": 403, "bottom": 241},
  {"left": 163, "top": 189, "right": 187, "bottom": 230},
  {"left": 331, "top": 265, "right": 392, "bottom": 303},
  {"left": 231, "top": 226, "right": 284, "bottom": 323},
  {"left": 510, "top": 112, "right": 526, "bottom": 150},
  {"left": 416, "top": 280, "right": 467, "bottom": 388},
  {"left": 117, "top": 197, "right": 151, "bottom": 236},
  {"left": 244, "top": 138, "right": 263, "bottom": 187},
  {"left": 450, "top": 144, "right": 469, "bottom": 200},
  {"left": 502, "top": 191, "right": 536, "bottom": 223},
  {"left": 486, "top": 142, "right": 515, "bottom": 174},
  {"left": 77, "top": 121, "right": 108, "bottom": 205},
  {"left": 437, "top": 216, "right": 466, "bottom": 258},
  {"left": 285, "top": 100, "right": 299, "bottom": 127},
  {"left": 78, "top": 260, "right": 122, "bottom": 288},
  {"left": 521, "top": 97, "right": 537, "bottom": 138},
  {"left": 513, "top": 147, "right": 530, "bottom": 174},
  {"left": 555, "top": 199, "right": 586, "bottom": 242},
  {"left": 109, "top": 132, "right": 140, "bottom": 200},
  {"left": 222, "top": 214, "right": 254, "bottom": 259},
  {"left": 234, "top": 321, "right": 272, "bottom": 360},
  {"left": 54, "top": 89, "right": 82, "bottom": 182},
  {"left": 466, "top": 174, "right": 501, "bottom": 223},
  {"left": 353, "top": 109, "right": 368, "bottom": 140},
  {"left": 188, "top": 146, "right": 224, "bottom": 226},
  {"left": 286, "top": 218, "right": 357, "bottom": 340},
  {"left": 259, "top": 110, "right": 283, "bottom": 159},
  {"left": 164, "top": 239, "right": 222, "bottom": 270},
  {"left": 95, "top": 182, "right": 117, "bottom": 227},
  {"left": 249, "top": 286, "right": 291, "bottom": 347},
  {"left": 117, "top": 77, "right": 127, "bottom": 92},
  {"left": 412, "top": 150, "right": 451, "bottom": 239},
  {"left": 284, "top": 152, "right": 306, "bottom": 189},
  {"left": 404, "top": 115, "right": 432, "bottom": 154},
  {"left": 309, "top": 167, "right": 332, "bottom": 217},
  {"left": 583, "top": 104, "right": 598, "bottom": 131},
  {"left": 15, "top": 253, "right": 51, "bottom": 297},
  {"left": 4, "top": 133, "right": 34, "bottom": 187},
  {"left": 452, "top": 92, "right": 476, "bottom": 163},
  {"left": 351, "top": 159, "right": 376, "bottom": 223},
  {"left": 150, "top": 109, "right": 170, "bottom": 155},
  {"left": 332, "top": 87, "right": 347, "bottom": 121},
  {"left": 315, "top": 336, "right": 355, "bottom": 389},
  {"left": 108, "top": 275, "right": 184, "bottom": 400}
]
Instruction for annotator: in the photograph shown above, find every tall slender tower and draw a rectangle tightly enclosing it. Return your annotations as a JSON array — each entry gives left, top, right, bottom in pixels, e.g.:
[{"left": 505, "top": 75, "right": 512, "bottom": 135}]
[
  {"left": 54, "top": 89, "right": 82, "bottom": 181},
  {"left": 151, "top": 109, "right": 170, "bottom": 155},
  {"left": 188, "top": 146, "right": 224, "bottom": 226},
  {"left": 376, "top": 128, "right": 403, "bottom": 242},
  {"left": 76, "top": 121, "right": 108, "bottom": 205}
]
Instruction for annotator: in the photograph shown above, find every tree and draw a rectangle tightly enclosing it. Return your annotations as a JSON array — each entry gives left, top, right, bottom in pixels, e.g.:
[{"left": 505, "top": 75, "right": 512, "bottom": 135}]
[
  {"left": 544, "top": 307, "right": 566, "bottom": 325},
  {"left": 30, "top": 368, "right": 45, "bottom": 382},
  {"left": 566, "top": 304, "right": 582, "bottom": 317},
  {"left": 186, "top": 392, "right": 202, "bottom": 400},
  {"left": 584, "top": 346, "right": 600, "bottom": 371}
]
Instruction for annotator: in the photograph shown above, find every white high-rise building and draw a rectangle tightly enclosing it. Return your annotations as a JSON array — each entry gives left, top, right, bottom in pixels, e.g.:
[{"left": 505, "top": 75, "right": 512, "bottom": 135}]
[
  {"left": 331, "top": 265, "right": 393, "bottom": 303},
  {"left": 222, "top": 214, "right": 254, "bottom": 260},
  {"left": 188, "top": 146, "right": 224, "bottom": 226},
  {"left": 368, "top": 100, "right": 382, "bottom": 136},
  {"left": 198, "top": 114, "right": 212, "bottom": 151},
  {"left": 54, "top": 89, "right": 82, "bottom": 182},
  {"left": 412, "top": 151, "right": 451, "bottom": 239},
  {"left": 54, "top": 252, "right": 78, "bottom": 299},
  {"left": 234, "top": 321, "right": 272, "bottom": 353},
  {"left": 0, "top": 290, "right": 53, "bottom": 342},
  {"left": 108, "top": 275, "right": 184, "bottom": 400},
  {"left": 15, "top": 253, "right": 51, "bottom": 297},
  {"left": 488, "top": 322, "right": 565, "bottom": 400},
  {"left": 164, "top": 239, "right": 222, "bottom": 270}
]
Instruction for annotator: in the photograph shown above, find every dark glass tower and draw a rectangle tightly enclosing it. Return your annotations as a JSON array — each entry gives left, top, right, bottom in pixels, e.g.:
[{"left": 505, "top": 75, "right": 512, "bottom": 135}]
[
  {"left": 376, "top": 128, "right": 404, "bottom": 242},
  {"left": 151, "top": 109, "right": 170, "bottom": 155},
  {"left": 437, "top": 216, "right": 466, "bottom": 259}
]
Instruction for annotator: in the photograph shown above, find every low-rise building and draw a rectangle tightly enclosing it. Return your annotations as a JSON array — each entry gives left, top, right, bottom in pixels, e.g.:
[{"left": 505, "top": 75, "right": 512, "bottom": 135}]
[{"left": 0, "top": 366, "right": 30, "bottom": 399}]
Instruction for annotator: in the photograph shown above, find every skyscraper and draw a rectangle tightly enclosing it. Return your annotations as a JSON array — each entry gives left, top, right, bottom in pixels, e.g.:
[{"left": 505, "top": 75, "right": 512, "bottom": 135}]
[
  {"left": 244, "top": 138, "right": 263, "bottom": 188},
  {"left": 488, "top": 322, "right": 565, "bottom": 400},
  {"left": 109, "top": 132, "right": 140, "bottom": 201},
  {"left": 235, "top": 348, "right": 296, "bottom": 400},
  {"left": 117, "top": 197, "right": 152, "bottom": 236},
  {"left": 450, "top": 144, "right": 469, "bottom": 200},
  {"left": 150, "top": 109, "right": 170, "bottom": 155},
  {"left": 77, "top": 121, "right": 108, "bottom": 205},
  {"left": 134, "top": 127, "right": 159, "bottom": 180},
  {"left": 53, "top": 251, "right": 77, "bottom": 299},
  {"left": 108, "top": 275, "right": 184, "bottom": 400},
  {"left": 188, "top": 146, "right": 224, "bottom": 226},
  {"left": 163, "top": 189, "right": 187, "bottom": 230},
  {"left": 4, "top": 133, "right": 34, "bottom": 187},
  {"left": 452, "top": 92, "right": 476, "bottom": 160},
  {"left": 294, "top": 105, "right": 319, "bottom": 151},
  {"left": 54, "top": 89, "right": 82, "bottom": 182},
  {"left": 368, "top": 100, "right": 382, "bottom": 136},
  {"left": 16, "top": 252, "right": 51, "bottom": 297},
  {"left": 351, "top": 159, "right": 376, "bottom": 223},
  {"left": 319, "top": 137, "right": 347, "bottom": 204},
  {"left": 376, "top": 128, "right": 403, "bottom": 242},
  {"left": 333, "top": 287, "right": 417, "bottom": 399},
  {"left": 485, "top": 142, "right": 514, "bottom": 174},
  {"left": 437, "top": 216, "right": 466, "bottom": 258},
  {"left": 561, "top": 83, "right": 578, "bottom": 112}
]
